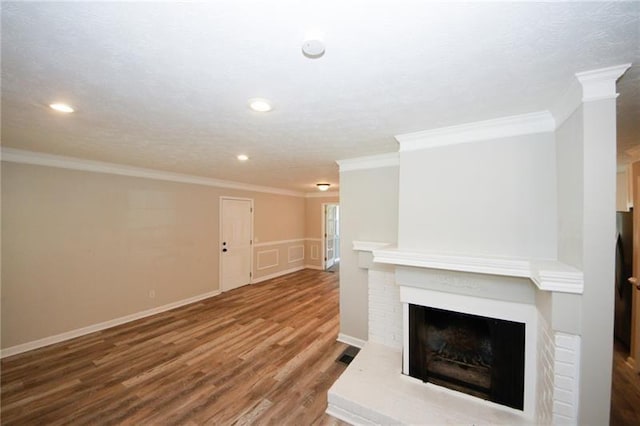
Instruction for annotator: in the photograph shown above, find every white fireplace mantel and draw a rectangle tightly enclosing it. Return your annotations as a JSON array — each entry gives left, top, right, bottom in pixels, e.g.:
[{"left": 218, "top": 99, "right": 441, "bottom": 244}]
[{"left": 353, "top": 242, "right": 583, "bottom": 294}]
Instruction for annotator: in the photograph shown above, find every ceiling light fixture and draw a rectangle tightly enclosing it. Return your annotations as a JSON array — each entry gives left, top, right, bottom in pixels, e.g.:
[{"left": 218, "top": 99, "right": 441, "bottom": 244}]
[
  {"left": 302, "top": 30, "right": 326, "bottom": 59},
  {"left": 49, "top": 103, "right": 75, "bottom": 113},
  {"left": 248, "top": 98, "right": 272, "bottom": 112},
  {"left": 237, "top": 154, "right": 249, "bottom": 161},
  {"left": 316, "top": 183, "right": 330, "bottom": 191},
  {"left": 302, "top": 39, "right": 325, "bottom": 59}
]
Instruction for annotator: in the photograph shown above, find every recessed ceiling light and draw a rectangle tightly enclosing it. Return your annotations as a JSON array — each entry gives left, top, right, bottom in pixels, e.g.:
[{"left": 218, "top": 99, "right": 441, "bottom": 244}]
[
  {"left": 248, "top": 98, "right": 272, "bottom": 112},
  {"left": 237, "top": 154, "right": 249, "bottom": 161},
  {"left": 49, "top": 103, "right": 75, "bottom": 113},
  {"left": 316, "top": 183, "right": 330, "bottom": 191}
]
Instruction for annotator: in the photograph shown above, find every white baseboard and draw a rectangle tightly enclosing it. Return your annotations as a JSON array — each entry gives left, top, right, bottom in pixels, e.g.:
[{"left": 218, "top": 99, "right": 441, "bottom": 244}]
[
  {"left": 251, "top": 266, "right": 305, "bottom": 284},
  {"left": 337, "top": 333, "right": 367, "bottom": 349},
  {"left": 1, "top": 290, "right": 221, "bottom": 359},
  {"left": 304, "top": 264, "right": 324, "bottom": 271}
]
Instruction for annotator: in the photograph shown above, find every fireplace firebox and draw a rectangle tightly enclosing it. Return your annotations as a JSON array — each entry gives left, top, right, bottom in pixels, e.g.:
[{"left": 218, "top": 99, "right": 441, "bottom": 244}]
[{"left": 408, "top": 304, "right": 525, "bottom": 410}]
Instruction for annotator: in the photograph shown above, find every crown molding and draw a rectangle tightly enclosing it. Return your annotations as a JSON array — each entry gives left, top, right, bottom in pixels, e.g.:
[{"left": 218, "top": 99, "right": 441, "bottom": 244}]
[
  {"left": 305, "top": 191, "right": 340, "bottom": 198},
  {"left": 551, "top": 63, "right": 632, "bottom": 129},
  {"left": 0, "top": 148, "right": 306, "bottom": 197},
  {"left": 550, "top": 78, "right": 583, "bottom": 129},
  {"left": 336, "top": 152, "right": 399, "bottom": 172},
  {"left": 576, "top": 63, "right": 631, "bottom": 102},
  {"left": 395, "top": 111, "right": 555, "bottom": 152}
]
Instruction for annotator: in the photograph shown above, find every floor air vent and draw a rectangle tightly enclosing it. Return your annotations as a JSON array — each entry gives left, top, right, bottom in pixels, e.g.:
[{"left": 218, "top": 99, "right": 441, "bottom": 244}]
[{"left": 337, "top": 346, "right": 360, "bottom": 365}]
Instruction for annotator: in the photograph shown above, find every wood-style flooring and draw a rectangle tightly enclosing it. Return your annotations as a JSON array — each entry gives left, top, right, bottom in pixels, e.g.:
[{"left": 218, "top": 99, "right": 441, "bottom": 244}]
[
  {"left": 611, "top": 340, "right": 640, "bottom": 425},
  {"left": 1, "top": 269, "right": 348, "bottom": 425}
]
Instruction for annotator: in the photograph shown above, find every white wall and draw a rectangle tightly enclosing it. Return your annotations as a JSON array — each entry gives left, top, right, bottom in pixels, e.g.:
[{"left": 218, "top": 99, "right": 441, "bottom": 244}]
[
  {"left": 339, "top": 166, "right": 399, "bottom": 342},
  {"left": 398, "top": 133, "right": 557, "bottom": 260},
  {"left": 556, "top": 109, "right": 584, "bottom": 270}
]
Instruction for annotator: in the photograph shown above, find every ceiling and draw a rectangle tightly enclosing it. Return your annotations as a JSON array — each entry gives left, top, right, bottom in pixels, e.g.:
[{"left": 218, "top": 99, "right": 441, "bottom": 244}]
[{"left": 1, "top": 1, "right": 638, "bottom": 192}]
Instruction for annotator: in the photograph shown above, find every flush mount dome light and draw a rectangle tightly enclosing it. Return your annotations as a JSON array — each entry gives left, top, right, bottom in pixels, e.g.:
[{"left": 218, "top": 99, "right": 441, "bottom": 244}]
[
  {"left": 237, "top": 154, "right": 249, "bottom": 161},
  {"left": 302, "top": 39, "right": 325, "bottom": 58},
  {"left": 248, "top": 98, "right": 272, "bottom": 112},
  {"left": 49, "top": 103, "right": 74, "bottom": 113},
  {"left": 302, "top": 30, "right": 326, "bottom": 59},
  {"left": 316, "top": 183, "right": 330, "bottom": 191}
]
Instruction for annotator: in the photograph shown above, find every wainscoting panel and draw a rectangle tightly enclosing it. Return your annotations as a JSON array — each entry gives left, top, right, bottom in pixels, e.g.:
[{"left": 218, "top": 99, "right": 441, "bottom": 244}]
[
  {"left": 253, "top": 239, "right": 310, "bottom": 281},
  {"left": 288, "top": 245, "right": 304, "bottom": 263},
  {"left": 305, "top": 239, "right": 323, "bottom": 269},
  {"left": 256, "top": 249, "right": 279, "bottom": 271}
]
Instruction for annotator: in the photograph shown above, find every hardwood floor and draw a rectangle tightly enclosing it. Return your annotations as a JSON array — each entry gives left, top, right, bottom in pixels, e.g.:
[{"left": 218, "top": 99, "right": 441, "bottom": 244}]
[
  {"left": 1, "top": 269, "right": 349, "bottom": 425},
  {"left": 611, "top": 340, "right": 640, "bottom": 425}
]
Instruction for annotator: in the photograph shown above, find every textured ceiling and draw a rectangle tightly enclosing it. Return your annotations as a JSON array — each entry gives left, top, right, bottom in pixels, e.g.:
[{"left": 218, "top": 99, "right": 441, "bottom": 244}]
[{"left": 1, "top": 1, "right": 638, "bottom": 191}]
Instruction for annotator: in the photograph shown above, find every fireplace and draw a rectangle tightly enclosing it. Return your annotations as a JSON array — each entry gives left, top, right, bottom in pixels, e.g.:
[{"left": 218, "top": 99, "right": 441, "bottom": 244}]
[{"left": 408, "top": 304, "right": 525, "bottom": 410}]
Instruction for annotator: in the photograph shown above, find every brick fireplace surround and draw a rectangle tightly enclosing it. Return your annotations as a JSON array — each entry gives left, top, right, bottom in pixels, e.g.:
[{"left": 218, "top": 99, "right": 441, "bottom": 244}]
[{"left": 327, "top": 243, "right": 582, "bottom": 424}]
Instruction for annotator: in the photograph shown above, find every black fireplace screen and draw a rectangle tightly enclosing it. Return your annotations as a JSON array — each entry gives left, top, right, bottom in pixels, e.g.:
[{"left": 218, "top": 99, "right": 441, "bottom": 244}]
[{"left": 408, "top": 304, "right": 525, "bottom": 410}]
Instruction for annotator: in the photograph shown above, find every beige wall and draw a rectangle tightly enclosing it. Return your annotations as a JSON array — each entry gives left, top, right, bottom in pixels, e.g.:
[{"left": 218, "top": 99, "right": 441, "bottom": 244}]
[
  {"left": 251, "top": 192, "right": 306, "bottom": 280},
  {"left": 339, "top": 166, "right": 399, "bottom": 342},
  {"left": 1, "top": 162, "right": 308, "bottom": 349}
]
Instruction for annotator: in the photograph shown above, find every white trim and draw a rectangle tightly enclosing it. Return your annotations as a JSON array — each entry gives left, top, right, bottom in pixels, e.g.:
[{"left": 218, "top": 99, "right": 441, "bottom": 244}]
[
  {"left": 395, "top": 111, "right": 555, "bottom": 152},
  {"left": 1, "top": 148, "right": 305, "bottom": 197},
  {"left": 399, "top": 286, "right": 537, "bottom": 418},
  {"left": 253, "top": 238, "right": 322, "bottom": 247},
  {"left": 374, "top": 248, "right": 531, "bottom": 277},
  {"left": 352, "top": 240, "right": 391, "bottom": 252},
  {"left": 337, "top": 152, "right": 399, "bottom": 172},
  {"left": 305, "top": 264, "right": 324, "bottom": 270},
  {"left": 373, "top": 248, "right": 584, "bottom": 294},
  {"left": 310, "top": 245, "right": 320, "bottom": 260},
  {"left": 322, "top": 202, "right": 340, "bottom": 270},
  {"left": 576, "top": 63, "right": 631, "bottom": 102},
  {"left": 254, "top": 238, "right": 305, "bottom": 247},
  {"left": 251, "top": 266, "right": 305, "bottom": 284},
  {"left": 551, "top": 63, "right": 631, "bottom": 129},
  {"left": 531, "top": 261, "right": 585, "bottom": 294},
  {"left": 256, "top": 249, "right": 279, "bottom": 270},
  {"left": 220, "top": 197, "right": 254, "bottom": 290},
  {"left": 337, "top": 333, "right": 367, "bottom": 349},
  {"left": 287, "top": 245, "right": 305, "bottom": 263},
  {"left": 326, "top": 404, "right": 377, "bottom": 426},
  {"left": 550, "top": 79, "right": 582, "bottom": 129},
  {"left": 0, "top": 290, "right": 220, "bottom": 359},
  {"left": 305, "top": 191, "right": 339, "bottom": 198}
]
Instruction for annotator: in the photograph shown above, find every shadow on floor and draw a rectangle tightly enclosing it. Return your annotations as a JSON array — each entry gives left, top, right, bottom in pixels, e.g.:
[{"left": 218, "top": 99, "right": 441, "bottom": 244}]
[{"left": 611, "top": 340, "right": 640, "bottom": 425}]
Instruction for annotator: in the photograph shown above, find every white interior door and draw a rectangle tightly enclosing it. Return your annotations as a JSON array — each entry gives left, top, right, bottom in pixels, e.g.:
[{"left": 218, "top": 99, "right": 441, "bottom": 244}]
[
  {"left": 325, "top": 204, "right": 338, "bottom": 269},
  {"left": 220, "top": 198, "right": 252, "bottom": 292}
]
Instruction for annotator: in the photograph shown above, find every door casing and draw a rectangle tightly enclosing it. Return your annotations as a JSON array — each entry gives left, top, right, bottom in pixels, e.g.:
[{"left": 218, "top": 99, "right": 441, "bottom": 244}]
[
  {"left": 322, "top": 203, "right": 339, "bottom": 270},
  {"left": 219, "top": 196, "right": 254, "bottom": 292}
]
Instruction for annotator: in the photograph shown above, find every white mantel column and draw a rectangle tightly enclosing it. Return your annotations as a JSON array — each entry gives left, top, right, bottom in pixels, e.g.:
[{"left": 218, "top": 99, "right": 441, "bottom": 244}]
[{"left": 556, "top": 64, "right": 631, "bottom": 425}]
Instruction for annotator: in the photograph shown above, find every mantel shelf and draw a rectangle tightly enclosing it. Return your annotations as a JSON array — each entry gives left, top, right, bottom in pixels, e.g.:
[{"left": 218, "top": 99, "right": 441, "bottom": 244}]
[{"left": 372, "top": 246, "right": 583, "bottom": 295}]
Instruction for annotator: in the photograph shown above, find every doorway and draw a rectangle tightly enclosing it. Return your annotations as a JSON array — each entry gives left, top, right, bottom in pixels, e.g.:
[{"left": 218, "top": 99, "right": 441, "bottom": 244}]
[
  {"left": 323, "top": 203, "right": 340, "bottom": 271},
  {"left": 220, "top": 197, "right": 253, "bottom": 292}
]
